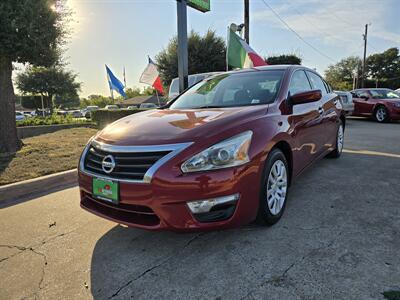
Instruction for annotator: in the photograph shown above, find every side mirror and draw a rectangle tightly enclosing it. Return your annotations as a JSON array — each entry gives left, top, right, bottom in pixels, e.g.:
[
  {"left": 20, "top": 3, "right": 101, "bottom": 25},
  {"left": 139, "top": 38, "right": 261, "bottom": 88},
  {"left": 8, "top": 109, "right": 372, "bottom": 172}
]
[
  {"left": 360, "top": 95, "right": 369, "bottom": 100},
  {"left": 291, "top": 89, "right": 322, "bottom": 105}
]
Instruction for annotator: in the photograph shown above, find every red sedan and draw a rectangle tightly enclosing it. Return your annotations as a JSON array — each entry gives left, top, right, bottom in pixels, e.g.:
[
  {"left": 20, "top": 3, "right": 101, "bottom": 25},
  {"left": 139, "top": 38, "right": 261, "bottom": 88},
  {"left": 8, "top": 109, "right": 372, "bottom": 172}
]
[
  {"left": 351, "top": 88, "right": 400, "bottom": 122},
  {"left": 78, "top": 65, "right": 345, "bottom": 231}
]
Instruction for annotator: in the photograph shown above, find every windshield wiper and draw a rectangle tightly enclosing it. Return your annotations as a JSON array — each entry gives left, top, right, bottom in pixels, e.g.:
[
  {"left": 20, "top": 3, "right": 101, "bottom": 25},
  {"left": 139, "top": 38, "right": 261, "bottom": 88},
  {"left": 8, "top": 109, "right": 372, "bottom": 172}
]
[{"left": 195, "top": 105, "right": 223, "bottom": 109}]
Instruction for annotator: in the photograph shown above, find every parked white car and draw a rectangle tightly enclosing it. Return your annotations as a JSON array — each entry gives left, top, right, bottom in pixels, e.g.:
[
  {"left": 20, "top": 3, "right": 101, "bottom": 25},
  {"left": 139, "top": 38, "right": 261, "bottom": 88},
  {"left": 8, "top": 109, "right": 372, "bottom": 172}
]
[
  {"left": 82, "top": 105, "right": 99, "bottom": 118},
  {"left": 104, "top": 105, "right": 119, "bottom": 110},
  {"left": 168, "top": 72, "right": 220, "bottom": 100},
  {"left": 70, "top": 110, "right": 83, "bottom": 118},
  {"left": 334, "top": 91, "right": 354, "bottom": 115},
  {"left": 139, "top": 103, "right": 158, "bottom": 109},
  {"left": 15, "top": 111, "right": 26, "bottom": 121}
]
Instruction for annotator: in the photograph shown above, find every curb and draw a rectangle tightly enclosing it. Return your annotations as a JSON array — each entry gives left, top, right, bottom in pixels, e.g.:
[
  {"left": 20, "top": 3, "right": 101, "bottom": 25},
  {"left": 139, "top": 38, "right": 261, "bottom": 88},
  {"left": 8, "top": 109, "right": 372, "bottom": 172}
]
[{"left": 0, "top": 169, "right": 78, "bottom": 202}]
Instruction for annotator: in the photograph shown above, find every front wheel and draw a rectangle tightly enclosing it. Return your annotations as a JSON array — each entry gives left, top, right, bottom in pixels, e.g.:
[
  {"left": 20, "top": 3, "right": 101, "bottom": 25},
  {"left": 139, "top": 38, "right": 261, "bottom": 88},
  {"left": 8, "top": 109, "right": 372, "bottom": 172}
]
[
  {"left": 256, "top": 149, "right": 289, "bottom": 226},
  {"left": 375, "top": 106, "right": 389, "bottom": 123}
]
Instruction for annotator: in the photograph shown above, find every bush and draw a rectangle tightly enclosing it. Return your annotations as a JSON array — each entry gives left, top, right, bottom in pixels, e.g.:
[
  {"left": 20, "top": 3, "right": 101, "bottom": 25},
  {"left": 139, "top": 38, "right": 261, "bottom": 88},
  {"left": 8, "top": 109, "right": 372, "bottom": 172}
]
[
  {"left": 91, "top": 109, "right": 147, "bottom": 128},
  {"left": 17, "top": 114, "right": 92, "bottom": 127}
]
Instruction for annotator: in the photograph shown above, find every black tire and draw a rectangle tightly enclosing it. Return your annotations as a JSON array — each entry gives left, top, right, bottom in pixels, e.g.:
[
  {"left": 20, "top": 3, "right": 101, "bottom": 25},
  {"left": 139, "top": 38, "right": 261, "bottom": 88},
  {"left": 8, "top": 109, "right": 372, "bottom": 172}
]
[
  {"left": 256, "top": 148, "right": 289, "bottom": 226},
  {"left": 327, "top": 119, "right": 344, "bottom": 159},
  {"left": 374, "top": 106, "right": 389, "bottom": 123}
]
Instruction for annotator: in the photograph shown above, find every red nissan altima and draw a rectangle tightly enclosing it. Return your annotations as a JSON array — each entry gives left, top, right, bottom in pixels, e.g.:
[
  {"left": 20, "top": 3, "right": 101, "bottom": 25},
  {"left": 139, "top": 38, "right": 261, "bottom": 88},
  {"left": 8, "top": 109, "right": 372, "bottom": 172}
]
[{"left": 78, "top": 65, "right": 345, "bottom": 231}]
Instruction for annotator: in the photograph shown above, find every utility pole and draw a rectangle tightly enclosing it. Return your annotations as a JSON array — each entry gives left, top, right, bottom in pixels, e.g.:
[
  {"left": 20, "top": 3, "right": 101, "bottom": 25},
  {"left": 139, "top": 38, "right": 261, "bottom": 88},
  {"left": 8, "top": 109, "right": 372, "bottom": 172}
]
[
  {"left": 361, "top": 24, "right": 368, "bottom": 88},
  {"left": 177, "top": 0, "right": 189, "bottom": 93},
  {"left": 244, "top": 0, "right": 249, "bottom": 44}
]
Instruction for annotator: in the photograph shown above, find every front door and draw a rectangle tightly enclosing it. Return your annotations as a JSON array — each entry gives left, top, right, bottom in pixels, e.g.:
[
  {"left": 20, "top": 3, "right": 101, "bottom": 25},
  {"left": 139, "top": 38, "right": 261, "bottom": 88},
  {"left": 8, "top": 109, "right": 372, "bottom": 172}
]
[{"left": 288, "top": 70, "right": 324, "bottom": 175}]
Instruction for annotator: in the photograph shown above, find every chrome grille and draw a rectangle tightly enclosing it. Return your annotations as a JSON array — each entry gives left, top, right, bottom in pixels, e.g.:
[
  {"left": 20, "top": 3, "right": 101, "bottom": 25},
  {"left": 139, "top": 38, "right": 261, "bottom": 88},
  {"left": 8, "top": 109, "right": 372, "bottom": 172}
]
[{"left": 84, "top": 145, "right": 171, "bottom": 181}]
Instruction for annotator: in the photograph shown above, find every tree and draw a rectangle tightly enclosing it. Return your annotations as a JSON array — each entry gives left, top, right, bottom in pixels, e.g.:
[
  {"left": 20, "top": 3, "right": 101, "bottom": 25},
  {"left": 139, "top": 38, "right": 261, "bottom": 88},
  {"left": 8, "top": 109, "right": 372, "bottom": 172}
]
[
  {"left": 324, "top": 56, "right": 362, "bottom": 90},
  {"left": 156, "top": 30, "right": 226, "bottom": 85},
  {"left": 367, "top": 47, "right": 400, "bottom": 88},
  {"left": 0, "top": 0, "right": 68, "bottom": 153},
  {"left": 124, "top": 87, "right": 142, "bottom": 99},
  {"left": 266, "top": 54, "right": 302, "bottom": 65},
  {"left": 80, "top": 95, "right": 114, "bottom": 108},
  {"left": 16, "top": 66, "right": 81, "bottom": 111}
]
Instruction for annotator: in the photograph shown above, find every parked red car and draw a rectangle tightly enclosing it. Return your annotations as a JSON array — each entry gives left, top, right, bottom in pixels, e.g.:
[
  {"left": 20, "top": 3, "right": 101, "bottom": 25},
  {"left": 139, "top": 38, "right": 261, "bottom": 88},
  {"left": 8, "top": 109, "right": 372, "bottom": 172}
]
[
  {"left": 351, "top": 88, "right": 400, "bottom": 122},
  {"left": 79, "top": 65, "right": 345, "bottom": 231}
]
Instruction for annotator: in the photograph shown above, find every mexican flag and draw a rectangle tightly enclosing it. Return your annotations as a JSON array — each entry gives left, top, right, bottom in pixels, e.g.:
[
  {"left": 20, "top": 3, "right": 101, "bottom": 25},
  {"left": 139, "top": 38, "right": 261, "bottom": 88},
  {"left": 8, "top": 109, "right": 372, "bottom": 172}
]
[{"left": 227, "top": 29, "right": 267, "bottom": 69}]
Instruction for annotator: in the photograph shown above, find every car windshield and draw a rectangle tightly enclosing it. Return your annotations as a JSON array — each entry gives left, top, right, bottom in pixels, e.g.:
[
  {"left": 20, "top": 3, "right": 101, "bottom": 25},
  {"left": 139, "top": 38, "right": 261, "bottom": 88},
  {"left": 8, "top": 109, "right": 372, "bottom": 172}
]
[
  {"left": 169, "top": 70, "right": 284, "bottom": 109},
  {"left": 370, "top": 89, "right": 399, "bottom": 99}
]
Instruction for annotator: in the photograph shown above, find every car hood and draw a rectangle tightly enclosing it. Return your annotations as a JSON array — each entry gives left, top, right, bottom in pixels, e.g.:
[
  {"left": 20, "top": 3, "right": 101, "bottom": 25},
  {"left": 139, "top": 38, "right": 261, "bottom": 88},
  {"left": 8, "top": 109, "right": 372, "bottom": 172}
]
[{"left": 94, "top": 106, "right": 268, "bottom": 146}]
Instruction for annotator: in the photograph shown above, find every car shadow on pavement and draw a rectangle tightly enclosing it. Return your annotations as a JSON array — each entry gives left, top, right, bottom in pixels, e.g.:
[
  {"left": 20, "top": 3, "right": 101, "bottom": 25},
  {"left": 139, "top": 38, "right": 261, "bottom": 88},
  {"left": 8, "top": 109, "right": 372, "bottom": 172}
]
[{"left": 89, "top": 223, "right": 267, "bottom": 299}]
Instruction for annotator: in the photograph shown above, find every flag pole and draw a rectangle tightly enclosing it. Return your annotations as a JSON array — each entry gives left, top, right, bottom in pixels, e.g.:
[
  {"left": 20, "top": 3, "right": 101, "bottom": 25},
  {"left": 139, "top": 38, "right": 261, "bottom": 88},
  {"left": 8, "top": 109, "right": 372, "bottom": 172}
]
[
  {"left": 123, "top": 66, "right": 126, "bottom": 87},
  {"left": 155, "top": 89, "right": 161, "bottom": 107}
]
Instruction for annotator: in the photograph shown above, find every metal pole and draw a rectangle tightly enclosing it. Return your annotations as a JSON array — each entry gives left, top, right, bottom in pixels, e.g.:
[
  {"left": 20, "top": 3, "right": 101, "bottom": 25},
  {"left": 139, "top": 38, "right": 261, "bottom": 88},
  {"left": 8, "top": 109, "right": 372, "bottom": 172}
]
[
  {"left": 177, "top": 0, "right": 188, "bottom": 93},
  {"left": 40, "top": 94, "right": 45, "bottom": 117},
  {"left": 361, "top": 24, "right": 368, "bottom": 88},
  {"left": 244, "top": 0, "right": 249, "bottom": 44},
  {"left": 155, "top": 90, "right": 161, "bottom": 107},
  {"left": 226, "top": 26, "right": 230, "bottom": 71}
]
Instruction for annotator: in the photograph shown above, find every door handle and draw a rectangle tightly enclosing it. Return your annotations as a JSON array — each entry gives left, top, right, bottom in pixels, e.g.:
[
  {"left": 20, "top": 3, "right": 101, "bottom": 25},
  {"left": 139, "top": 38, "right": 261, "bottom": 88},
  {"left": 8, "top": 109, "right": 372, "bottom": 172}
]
[{"left": 318, "top": 107, "right": 324, "bottom": 114}]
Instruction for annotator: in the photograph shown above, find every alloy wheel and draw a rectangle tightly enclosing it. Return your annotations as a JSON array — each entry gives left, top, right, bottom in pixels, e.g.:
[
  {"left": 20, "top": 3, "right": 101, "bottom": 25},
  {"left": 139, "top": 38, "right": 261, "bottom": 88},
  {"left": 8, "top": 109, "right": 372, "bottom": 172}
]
[
  {"left": 266, "top": 160, "right": 288, "bottom": 216},
  {"left": 376, "top": 107, "right": 387, "bottom": 122},
  {"left": 337, "top": 124, "right": 344, "bottom": 153}
]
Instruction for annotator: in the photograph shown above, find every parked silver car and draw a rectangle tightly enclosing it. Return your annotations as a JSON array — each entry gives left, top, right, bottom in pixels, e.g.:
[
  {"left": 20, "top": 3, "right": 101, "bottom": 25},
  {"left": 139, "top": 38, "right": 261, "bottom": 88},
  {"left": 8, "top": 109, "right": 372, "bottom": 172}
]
[{"left": 334, "top": 91, "right": 354, "bottom": 115}]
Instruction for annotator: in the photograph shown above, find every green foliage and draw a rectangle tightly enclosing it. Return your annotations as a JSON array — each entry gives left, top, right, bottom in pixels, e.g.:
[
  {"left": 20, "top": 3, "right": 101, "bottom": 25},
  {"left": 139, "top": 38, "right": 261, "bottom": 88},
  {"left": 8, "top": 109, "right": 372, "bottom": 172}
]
[
  {"left": 367, "top": 47, "right": 400, "bottom": 88},
  {"left": 124, "top": 86, "right": 156, "bottom": 99},
  {"left": 156, "top": 30, "right": 226, "bottom": 85},
  {"left": 383, "top": 290, "right": 400, "bottom": 300},
  {"left": 91, "top": 109, "right": 146, "bottom": 128},
  {"left": 18, "top": 95, "right": 45, "bottom": 109},
  {"left": 266, "top": 54, "right": 302, "bottom": 65},
  {"left": 325, "top": 48, "right": 400, "bottom": 90},
  {"left": 0, "top": 0, "right": 69, "bottom": 66},
  {"left": 16, "top": 114, "right": 91, "bottom": 127},
  {"left": 16, "top": 66, "right": 81, "bottom": 110},
  {"left": 79, "top": 95, "right": 114, "bottom": 108},
  {"left": 324, "top": 56, "right": 362, "bottom": 90}
]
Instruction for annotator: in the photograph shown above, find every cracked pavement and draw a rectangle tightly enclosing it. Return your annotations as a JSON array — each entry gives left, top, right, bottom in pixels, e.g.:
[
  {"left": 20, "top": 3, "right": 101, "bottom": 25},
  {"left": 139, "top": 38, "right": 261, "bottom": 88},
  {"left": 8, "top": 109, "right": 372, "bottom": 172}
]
[{"left": 1, "top": 118, "right": 400, "bottom": 299}]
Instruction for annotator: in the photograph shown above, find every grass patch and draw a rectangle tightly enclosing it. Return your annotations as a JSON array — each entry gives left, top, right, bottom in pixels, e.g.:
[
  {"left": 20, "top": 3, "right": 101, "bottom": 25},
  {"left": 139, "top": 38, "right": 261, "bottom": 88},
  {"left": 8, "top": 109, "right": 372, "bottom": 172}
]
[
  {"left": 0, "top": 127, "right": 98, "bottom": 186},
  {"left": 383, "top": 291, "right": 400, "bottom": 300}
]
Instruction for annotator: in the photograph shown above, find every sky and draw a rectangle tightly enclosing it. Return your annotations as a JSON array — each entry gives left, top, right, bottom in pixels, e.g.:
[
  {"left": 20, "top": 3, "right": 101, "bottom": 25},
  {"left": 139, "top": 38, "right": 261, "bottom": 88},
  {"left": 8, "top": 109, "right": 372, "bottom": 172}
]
[{"left": 65, "top": 0, "right": 400, "bottom": 97}]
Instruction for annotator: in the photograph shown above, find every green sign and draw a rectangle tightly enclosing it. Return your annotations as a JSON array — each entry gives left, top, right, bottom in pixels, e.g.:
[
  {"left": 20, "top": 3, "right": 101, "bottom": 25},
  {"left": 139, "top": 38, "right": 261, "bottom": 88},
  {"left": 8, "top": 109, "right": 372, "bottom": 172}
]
[{"left": 187, "top": 0, "right": 210, "bottom": 12}]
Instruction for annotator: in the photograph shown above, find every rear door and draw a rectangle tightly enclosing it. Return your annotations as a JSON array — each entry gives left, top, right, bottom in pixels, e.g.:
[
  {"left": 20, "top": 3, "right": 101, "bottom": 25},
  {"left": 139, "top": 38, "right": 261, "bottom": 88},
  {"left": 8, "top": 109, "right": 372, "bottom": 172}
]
[
  {"left": 289, "top": 70, "right": 324, "bottom": 173},
  {"left": 305, "top": 71, "right": 338, "bottom": 152}
]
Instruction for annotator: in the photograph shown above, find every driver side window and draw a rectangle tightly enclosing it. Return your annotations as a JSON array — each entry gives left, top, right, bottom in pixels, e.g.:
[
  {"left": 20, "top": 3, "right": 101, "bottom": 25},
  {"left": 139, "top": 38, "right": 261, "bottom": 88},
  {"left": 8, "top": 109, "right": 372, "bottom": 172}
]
[
  {"left": 356, "top": 91, "right": 370, "bottom": 98},
  {"left": 289, "top": 70, "right": 312, "bottom": 95}
]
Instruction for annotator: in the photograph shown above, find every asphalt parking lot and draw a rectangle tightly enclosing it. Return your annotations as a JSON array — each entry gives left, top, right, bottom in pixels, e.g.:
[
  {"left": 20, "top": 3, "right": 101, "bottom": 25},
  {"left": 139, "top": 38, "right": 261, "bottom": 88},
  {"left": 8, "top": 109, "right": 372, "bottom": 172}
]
[{"left": 1, "top": 118, "right": 399, "bottom": 300}]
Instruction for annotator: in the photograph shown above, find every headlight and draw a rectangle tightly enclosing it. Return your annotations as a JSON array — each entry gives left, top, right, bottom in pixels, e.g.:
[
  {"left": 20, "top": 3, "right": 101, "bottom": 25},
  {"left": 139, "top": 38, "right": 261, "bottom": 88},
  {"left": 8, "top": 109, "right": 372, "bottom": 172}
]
[{"left": 181, "top": 131, "right": 253, "bottom": 173}]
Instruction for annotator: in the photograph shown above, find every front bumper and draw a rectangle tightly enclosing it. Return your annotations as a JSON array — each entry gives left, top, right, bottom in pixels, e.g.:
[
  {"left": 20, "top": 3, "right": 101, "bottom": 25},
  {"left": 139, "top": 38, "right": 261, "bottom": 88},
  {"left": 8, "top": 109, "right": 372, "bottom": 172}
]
[
  {"left": 389, "top": 107, "right": 400, "bottom": 120},
  {"left": 78, "top": 161, "right": 261, "bottom": 232}
]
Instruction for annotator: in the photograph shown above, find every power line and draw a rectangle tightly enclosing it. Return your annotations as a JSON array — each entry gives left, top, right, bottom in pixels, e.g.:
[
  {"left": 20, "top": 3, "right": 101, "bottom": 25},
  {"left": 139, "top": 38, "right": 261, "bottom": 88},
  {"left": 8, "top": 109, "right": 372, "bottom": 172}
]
[{"left": 260, "top": 0, "right": 337, "bottom": 63}]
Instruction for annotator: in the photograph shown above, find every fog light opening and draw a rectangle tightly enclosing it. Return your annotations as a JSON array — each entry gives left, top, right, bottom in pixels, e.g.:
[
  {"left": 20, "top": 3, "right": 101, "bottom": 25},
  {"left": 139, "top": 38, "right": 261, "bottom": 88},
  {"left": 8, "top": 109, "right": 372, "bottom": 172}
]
[{"left": 187, "top": 194, "right": 240, "bottom": 214}]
